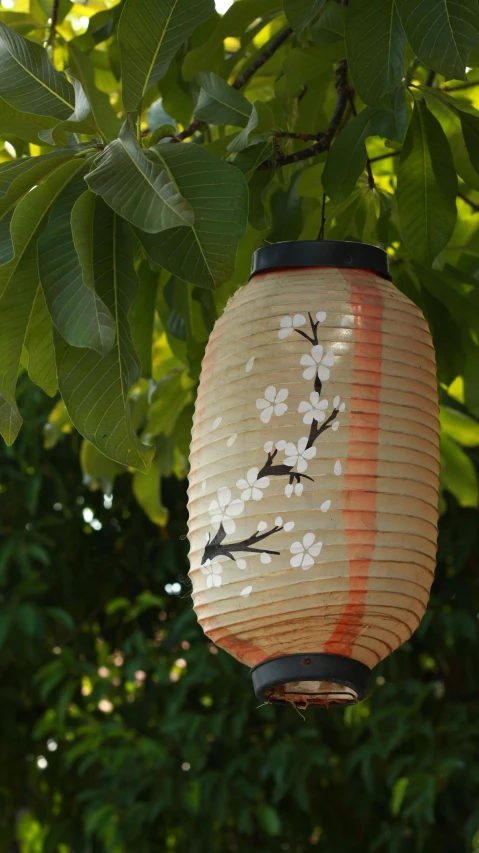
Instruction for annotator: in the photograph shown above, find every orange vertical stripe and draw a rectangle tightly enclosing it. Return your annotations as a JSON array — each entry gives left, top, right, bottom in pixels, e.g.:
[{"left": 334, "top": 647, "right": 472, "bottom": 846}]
[{"left": 324, "top": 271, "right": 384, "bottom": 658}]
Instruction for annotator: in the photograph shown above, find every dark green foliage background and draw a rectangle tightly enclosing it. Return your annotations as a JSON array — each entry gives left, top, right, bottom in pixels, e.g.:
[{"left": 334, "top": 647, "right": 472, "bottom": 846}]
[{"left": 0, "top": 380, "right": 478, "bottom": 853}]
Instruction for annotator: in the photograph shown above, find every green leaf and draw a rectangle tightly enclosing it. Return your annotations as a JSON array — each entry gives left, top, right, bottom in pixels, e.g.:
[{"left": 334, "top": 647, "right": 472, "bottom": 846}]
[
  {"left": 440, "top": 405, "right": 479, "bottom": 446},
  {"left": 145, "top": 372, "right": 190, "bottom": 438},
  {"left": 284, "top": 0, "right": 326, "bottom": 33},
  {"left": 0, "top": 393, "right": 21, "bottom": 445},
  {"left": 0, "top": 159, "right": 85, "bottom": 441},
  {"left": 282, "top": 44, "right": 343, "bottom": 93},
  {"left": 256, "top": 805, "right": 282, "bottom": 837},
  {"left": 440, "top": 433, "right": 478, "bottom": 507},
  {"left": 346, "top": 0, "right": 406, "bottom": 107},
  {"left": 395, "top": 0, "right": 479, "bottom": 80},
  {"left": 133, "top": 458, "right": 168, "bottom": 527},
  {"left": 227, "top": 100, "right": 274, "bottom": 153},
  {"left": 68, "top": 42, "right": 121, "bottom": 143},
  {"left": 0, "top": 96, "right": 57, "bottom": 143},
  {"left": 464, "top": 345, "right": 479, "bottom": 416},
  {"left": 391, "top": 777, "right": 409, "bottom": 816},
  {"left": 85, "top": 119, "right": 194, "bottom": 234},
  {"left": 55, "top": 199, "right": 154, "bottom": 472},
  {"left": 135, "top": 143, "right": 248, "bottom": 288},
  {"left": 0, "top": 150, "right": 73, "bottom": 265},
  {"left": 129, "top": 261, "right": 158, "bottom": 378},
  {"left": 39, "top": 169, "right": 116, "bottom": 355},
  {"left": 119, "top": 0, "right": 215, "bottom": 112},
  {"left": 22, "top": 285, "right": 57, "bottom": 397},
  {"left": 0, "top": 21, "right": 74, "bottom": 118},
  {"left": 322, "top": 107, "right": 374, "bottom": 203},
  {"left": 458, "top": 111, "right": 479, "bottom": 175},
  {"left": 80, "top": 439, "right": 123, "bottom": 494},
  {"left": 311, "top": 4, "right": 345, "bottom": 44},
  {"left": 195, "top": 71, "right": 252, "bottom": 127},
  {"left": 397, "top": 100, "right": 457, "bottom": 266},
  {"left": 0, "top": 12, "right": 43, "bottom": 35},
  {"left": 39, "top": 76, "right": 93, "bottom": 146}
]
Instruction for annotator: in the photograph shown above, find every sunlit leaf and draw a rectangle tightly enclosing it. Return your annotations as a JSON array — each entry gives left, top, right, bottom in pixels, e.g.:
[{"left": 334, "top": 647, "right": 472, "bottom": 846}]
[
  {"left": 68, "top": 42, "right": 121, "bottom": 142},
  {"left": 133, "top": 458, "right": 168, "bottom": 526},
  {"left": 440, "top": 433, "right": 478, "bottom": 507},
  {"left": 396, "top": 0, "right": 479, "bottom": 80}
]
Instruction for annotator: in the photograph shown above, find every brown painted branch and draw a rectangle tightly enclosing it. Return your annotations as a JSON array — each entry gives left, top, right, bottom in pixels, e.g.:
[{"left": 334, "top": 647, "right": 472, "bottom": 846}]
[
  {"left": 259, "top": 59, "right": 350, "bottom": 169},
  {"left": 458, "top": 191, "right": 479, "bottom": 212},
  {"left": 46, "top": 0, "right": 60, "bottom": 47},
  {"left": 177, "top": 26, "right": 293, "bottom": 141}
]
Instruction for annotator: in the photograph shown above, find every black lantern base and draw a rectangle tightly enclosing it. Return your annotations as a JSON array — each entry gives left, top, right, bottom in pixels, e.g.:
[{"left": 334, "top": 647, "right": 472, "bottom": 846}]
[{"left": 250, "top": 653, "right": 370, "bottom": 708}]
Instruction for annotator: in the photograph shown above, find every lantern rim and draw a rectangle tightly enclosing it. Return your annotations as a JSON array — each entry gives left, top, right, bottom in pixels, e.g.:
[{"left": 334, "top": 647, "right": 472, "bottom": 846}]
[
  {"left": 251, "top": 653, "right": 370, "bottom": 708},
  {"left": 250, "top": 240, "right": 391, "bottom": 282}
]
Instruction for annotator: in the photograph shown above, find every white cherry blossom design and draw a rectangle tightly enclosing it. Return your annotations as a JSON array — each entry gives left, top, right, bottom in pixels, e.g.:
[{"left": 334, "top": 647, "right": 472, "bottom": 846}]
[
  {"left": 290, "top": 533, "right": 323, "bottom": 569},
  {"left": 285, "top": 482, "right": 303, "bottom": 498},
  {"left": 236, "top": 467, "right": 270, "bottom": 501},
  {"left": 316, "top": 311, "right": 326, "bottom": 323},
  {"left": 298, "top": 392, "right": 329, "bottom": 425},
  {"left": 256, "top": 386, "right": 289, "bottom": 423},
  {"left": 208, "top": 487, "right": 244, "bottom": 534},
  {"left": 333, "top": 395, "right": 346, "bottom": 412},
  {"left": 278, "top": 314, "right": 306, "bottom": 339},
  {"left": 300, "top": 344, "right": 335, "bottom": 381},
  {"left": 201, "top": 559, "right": 224, "bottom": 588},
  {"left": 284, "top": 436, "right": 316, "bottom": 473}
]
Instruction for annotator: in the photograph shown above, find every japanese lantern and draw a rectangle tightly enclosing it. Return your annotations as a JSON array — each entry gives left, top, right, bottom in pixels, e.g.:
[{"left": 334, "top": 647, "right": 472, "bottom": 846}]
[{"left": 187, "top": 241, "right": 440, "bottom": 707}]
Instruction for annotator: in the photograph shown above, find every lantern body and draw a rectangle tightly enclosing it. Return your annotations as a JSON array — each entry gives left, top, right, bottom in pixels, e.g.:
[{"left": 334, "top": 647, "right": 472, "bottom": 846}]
[{"left": 187, "top": 244, "right": 440, "bottom": 706}]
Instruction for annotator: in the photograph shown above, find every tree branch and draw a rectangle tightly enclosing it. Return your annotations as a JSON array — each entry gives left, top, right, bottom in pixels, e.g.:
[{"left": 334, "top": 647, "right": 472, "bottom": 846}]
[
  {"left": 368, "top": 150, "right": 401, "bottom": 163},
  {"left": 442, "top": 80, "right": 479, "bottom": 92},
  {"left": 46, "top": 0, "right": 60, "bottom": 48},
  {"left": 458, "top": 191, "right": 479, "bottom": 212},
  {"left": 177, "top": 26, "right": 293, "bottom": 141},
  {"left": 259, "top": 59, "right": 350, "bottom": 169}
]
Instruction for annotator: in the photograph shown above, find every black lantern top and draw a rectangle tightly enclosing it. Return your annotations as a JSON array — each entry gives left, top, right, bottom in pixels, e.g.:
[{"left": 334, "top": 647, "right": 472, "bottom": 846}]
[{"left": 250, "top": 240, "right": 391, "bottom": 282}]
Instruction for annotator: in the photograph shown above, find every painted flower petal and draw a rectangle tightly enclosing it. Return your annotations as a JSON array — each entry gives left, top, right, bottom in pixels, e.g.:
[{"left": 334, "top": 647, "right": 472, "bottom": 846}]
[
  {"left": 236, "top": 559, "right": 247, "bottom": 570},
  {"left": 208, "top": 500, "right": 219, "bottom": 513},
  {"left": 310, "top": 391, "right": 320, "bottom": 406},
  {"left": 332, "top": 421, "right": 339, "bottom": 431},
  {"left": 210, "top": 513, "right": 223, "bottom": 528},
  {"left": 212, "top": 574, "right": 222, "bottom": 587},
  {"left": 265, "top": 385, "right": 276, "bottom": 403},
  {"left": 339, "top": 402, "right": 346, "bottom": 412},
  {"left": 264, "top": 441, "right": 273, "bottom": 453},
  {"left": 314, "top": 410, "right": 326, "bottom": 424},
  {"left": 302, "top": 554, "right": 314, "bottom": 570},
  {"left": 298, "top": 401, "right": 311, "bottom": 413},
  {"left": 297, "top": 436, "right": 308, "bottom": 453},
  {"left": 290, "top": 541, "right": 303, "bottom": 554},
  {"left": 275, "top": 388, "right": 289, "bottom": 404},
  {"left": 284, "top": 521, "right": 295, "bottom": 532},
  {"left": 333, "top": 395, "right": 340, "bottom": 408},
  {"left": 317, "top": 398, "right": 328, "bottom": 410},
  {"left": 260, "top": 552, "right": 271, "bottom": 564},
  {"left": 303, "top": 446, "right": 317, "bottom": 460},
  {"left": 251, "top": 488, "right": 264, "bottom": 501},
  {"left": 222, "top": 517, "right": 236, "bottom": 534},
  {"left": 302, "top": 411, "right": 314, "bottom": 424},
  {"left": 276, "top": 440, "right": 286, "bottom": 451},
  {"left": 236, "top": 478, "right": 249, "bottom": 490},
  {"left": 247, "top": 467, "right": 259, "bottom": 485},
  {"left": 296, "top": 457, "right": 307, "bottom": 473},
  {"left": 241, "top": 585, "right": 253, "bottom": 596},
  {"left": 300, "top": 353, "right": 315, "bottom": 367},
  {"left": 284, "top": 442, "right": 297, "bottom": 457},
  {"left": 320, "top": 499, "right": 331, "bottom": 512},
  {"left": 322, "top": 350, "right": 335, "bottom": 367},
  {"left": 309, "top": 542, "right": 323, "bottom": 557},
  {"left": 294, "top": 483, "right": 304, "bottom": 496},
  {"left": 257, "top": 521, "right": 268, "bottom": 531},
  {"left": 256, "top": 477, "right": 270, "bottom": 489},
  {"left": 334, "top": 460, "right": 342, "bottom": 476},
  {"left": 311, "top": 344, "right": 323, "bottom": 362},
  {"left": 278, "top": 328, "right": 291, "bottom": 339},
  {"left": 256, "top": 398, "right": 269, "bottom": 410},
  {"left": 228, "top": 499, "right": 245, "bottom": 517},
  {"left": 302, "top": 366, "right": 316, "bottom": 381},
  {"left": 206, "top": 575, "right": 213, "bottom": 588},
  {"left": 316, "top": 311, "right": 326, "bottom": 322},
  {"left": 285, "top": 483, "right": 293, "bottom": 498},
  {"left": 275, "top": 516, "right": 283, "bottom": 526},
  {"left": 212, "top": 564, "right": 222, "bottom": 574},
  {"left": 274, "top": 403, "right": 288, "bottom": 417},
  {"left": 240, "top": 489, "right": 251, "bottom": 502},
  {"left": 293, "top": 314, "right": 306, "bottom": 326},
  {"left": 316, "top": 365, "right": 330, "bottom": 382},
  {"left": 303, "top": 532, "right": 315, "bottom": 548},
  {"left": 200, "top": 566, "right": 210, "bottom": 576},
  {"left": 280, "top": 315, "right": 292, "bottom": 328},
  {"left": 260, "top": 407, "right": 273, "bottom": 424},
  {"left": 217, "top": 487, "right": 231, "bottom": 508},
  {"left": 290, "top": 553, "right": 303, "bottom": 568},
  {"left": 284, "top": 455, "right": 298, "bottom": 468}
]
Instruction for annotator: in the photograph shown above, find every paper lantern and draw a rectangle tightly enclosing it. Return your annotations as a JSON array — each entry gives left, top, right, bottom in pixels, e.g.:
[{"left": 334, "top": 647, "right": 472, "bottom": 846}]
[{"left": 187, "top": 241, "right": 440, "bottom": 707}]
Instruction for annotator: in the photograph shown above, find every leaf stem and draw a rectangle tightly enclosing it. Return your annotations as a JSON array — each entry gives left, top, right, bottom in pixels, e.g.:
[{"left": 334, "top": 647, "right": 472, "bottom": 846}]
[{"left": 46, "top": 0, "right": 60, "bottom": 48}]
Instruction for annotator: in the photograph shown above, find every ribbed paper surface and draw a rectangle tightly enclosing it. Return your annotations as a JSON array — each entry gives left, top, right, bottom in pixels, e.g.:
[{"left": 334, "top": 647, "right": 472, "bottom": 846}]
[{"left": 187, "top": 268, "right": 440, "bottom": 671}]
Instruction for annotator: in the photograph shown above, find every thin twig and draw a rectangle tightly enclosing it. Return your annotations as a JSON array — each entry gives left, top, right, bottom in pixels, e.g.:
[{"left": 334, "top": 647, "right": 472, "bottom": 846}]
[
  {"left": 177, "top": 26, "right": 293, "bottom": 141},
  {"left": 368, "top": 150, "right": 401, "bottom": 163},
  {"left": 442, "top": 80, "right": 479, "bottom": 92},
  {"left": 259, "top": 59, "right": 350, "bottom": 169},
  {"left": 458, "top": 191, "right": 479, "bottom": 212},
  {"left": 317, "top": 192, "right": 327, "bottom": 240},
  {"left": 46, "top": 0, "right": 60, "bottom": 48},
  {"left": 425, "top": 69, "right": 436, "bottom": 87}
]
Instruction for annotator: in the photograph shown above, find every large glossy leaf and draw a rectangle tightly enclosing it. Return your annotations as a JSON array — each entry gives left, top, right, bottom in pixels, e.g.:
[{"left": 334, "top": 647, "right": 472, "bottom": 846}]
[
  {"left": 346, "top": 0, "right": 406, "bottom": 107},
  {"left": 396, "top": 0, "right": 479, "bottom": 80},
  {"left": 119, "top": 0, "right": 215, "bottom": 112},
  {"left": 39, "top": 76, "right": 95, "bottom": 147},
  {"left": 195, "top": 72, "right": 252, "bottom": 127},
  {"left": 284, "top": 0, "right": 326, "bottom": 33},
  {"left": 129, "top": 261, "right": 158, "bottom": 378},
  {"left": 440, "top": 433, "right": 478, "bottom": 507},
  {"left": 85, "top": 121, "right": 194, "bottom": 233},
  {"left": 440, "top": 405, "right": 479, "bottom": 446},
  {"left": 0, "top": 151, "right": 73, "bottom": 265},
  {"left": 22, "top": 285, "right": 57, "bottom": 397},
  {"left": 0, "top": 96, "right": 57, "bottom": 143},
  {"left": 38, "top": 170, "right": 116, "bottom": 355},
  {"left": 0, "top": 393, "right": 21, "bottom": 445},
  {"left": 133, "top": 458, "right": 168, "bottom": 526},
  {"left": 68, "top": 43, "right": 121, "bottom": 142},
  {"left": 282, "top": 44, "right": 344, "bottom": 93},
  {"left": 55, "top": 199, "right": 154, "bottom": 472},
  {"left": 0, "top": 22, "right": 74, "bottom": 118},
  {"left": 135, "top": 142, "right": 248, "bottom": 289},
  {"left": 0, "top": 159, "right": 84, "bottom": 441},
  {"left": 397, "top": 101, "right": 457, "bottom": 266},
  {"left": 322, "top": 107, "right": 374, "bottom": 203}
]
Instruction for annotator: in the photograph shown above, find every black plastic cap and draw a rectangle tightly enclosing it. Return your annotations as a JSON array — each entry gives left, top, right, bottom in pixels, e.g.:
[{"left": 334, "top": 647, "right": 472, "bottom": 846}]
[
  {"left": 250, "top": 240, "right": 391, "bottom": 281},
  {"left": 251, "top": 653, "right": 370, "bottom": 708}
]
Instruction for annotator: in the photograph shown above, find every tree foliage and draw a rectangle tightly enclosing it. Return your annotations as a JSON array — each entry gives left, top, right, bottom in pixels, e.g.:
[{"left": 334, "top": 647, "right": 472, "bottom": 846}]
[{"left": 0, "top": 0, "right": 479, "bottom": 850}]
